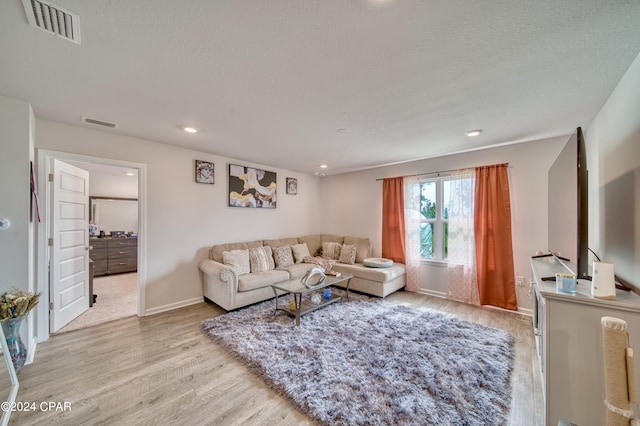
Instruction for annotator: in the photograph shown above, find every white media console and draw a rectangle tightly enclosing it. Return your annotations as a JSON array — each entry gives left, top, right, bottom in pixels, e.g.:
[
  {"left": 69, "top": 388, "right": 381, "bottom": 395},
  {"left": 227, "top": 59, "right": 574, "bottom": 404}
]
[{"left": 530, "top": 256, "right": 640, "bottom": 425}]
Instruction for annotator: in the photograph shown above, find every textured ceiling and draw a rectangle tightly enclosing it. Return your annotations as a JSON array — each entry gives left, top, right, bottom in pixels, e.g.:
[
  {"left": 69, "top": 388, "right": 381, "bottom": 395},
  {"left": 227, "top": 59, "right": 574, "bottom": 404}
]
[{"left": 1, "top": 0, "right": 640, "bottom": 175}]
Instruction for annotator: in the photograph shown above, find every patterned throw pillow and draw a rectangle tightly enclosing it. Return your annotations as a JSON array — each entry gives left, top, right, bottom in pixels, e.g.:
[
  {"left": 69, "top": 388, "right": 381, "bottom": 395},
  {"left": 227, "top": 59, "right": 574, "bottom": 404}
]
[
  {"left": 321, "top": 242, "right": 342, "bottom": 260},
  {"left": 222, "top": 249, "right": 250, "bottom": 275},
  {"left": 344, "top": 236, "right": 371, "bottom": 263},
  {"left": 291, "top": 243, "right": 311, "bottom": 264},
  {"left": 338, "top": 244, "right": 357, "bottom": 265},
  {"left": 249, "top": 246, "right": 275, "bottom": 273},
  {"left": 273, "top": 245, "right": 294, "bottom": 268}
]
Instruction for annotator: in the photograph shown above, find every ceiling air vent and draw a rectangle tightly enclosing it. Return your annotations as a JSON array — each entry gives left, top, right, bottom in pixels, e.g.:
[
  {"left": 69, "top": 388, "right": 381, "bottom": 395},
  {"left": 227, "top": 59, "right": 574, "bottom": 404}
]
[
  {"left": 81, "top": 117, "right": 118, "bottom": 129},
  {"left": 22, "top": 0, "right": 81, "bottom": 44}
]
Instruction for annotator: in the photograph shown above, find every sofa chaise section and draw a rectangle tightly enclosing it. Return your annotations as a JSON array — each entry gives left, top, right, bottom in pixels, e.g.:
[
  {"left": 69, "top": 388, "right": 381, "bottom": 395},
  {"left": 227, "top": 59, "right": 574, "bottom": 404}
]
[{"left": 331, "top": 262, "right": 406, "bottom": 298}]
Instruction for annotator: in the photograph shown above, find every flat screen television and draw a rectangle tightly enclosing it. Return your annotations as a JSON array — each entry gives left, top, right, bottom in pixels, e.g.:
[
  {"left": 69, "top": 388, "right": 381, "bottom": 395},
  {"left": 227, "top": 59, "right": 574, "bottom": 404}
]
[{"left": 547, "top": 127, "right": 589, "bottom": 279}]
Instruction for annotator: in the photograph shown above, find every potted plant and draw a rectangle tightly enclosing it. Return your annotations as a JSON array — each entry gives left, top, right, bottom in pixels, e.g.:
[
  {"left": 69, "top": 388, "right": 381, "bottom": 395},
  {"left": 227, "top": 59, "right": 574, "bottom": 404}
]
[{"left": 0, "top": 289, "right": 41, "bottom": 374}]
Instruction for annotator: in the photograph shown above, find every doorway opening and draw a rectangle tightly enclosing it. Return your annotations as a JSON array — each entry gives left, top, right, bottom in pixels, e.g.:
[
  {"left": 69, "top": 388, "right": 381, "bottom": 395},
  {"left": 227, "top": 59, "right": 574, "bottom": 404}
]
[
  {"left": 57, "top": 162, "right": 139, "bottom": 334},
  {"left": 36, "top": 150, "right": 146, "bottom": 343}
]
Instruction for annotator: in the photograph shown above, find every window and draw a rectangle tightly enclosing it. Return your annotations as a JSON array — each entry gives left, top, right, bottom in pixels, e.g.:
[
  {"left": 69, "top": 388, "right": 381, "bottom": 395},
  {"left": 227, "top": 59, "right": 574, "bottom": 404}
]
[
  {"left": 411, "top": 171, "right": 474, "bottom": 263},
  {"left": 419, "top": 177, "right": 450, "bottom": 260}
]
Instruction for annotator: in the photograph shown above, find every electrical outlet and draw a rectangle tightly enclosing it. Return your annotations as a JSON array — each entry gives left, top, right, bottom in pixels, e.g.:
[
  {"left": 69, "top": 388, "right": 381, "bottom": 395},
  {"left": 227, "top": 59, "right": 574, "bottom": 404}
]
[{"left": 516, "top": 276, "right": 526, "bottom": 288}]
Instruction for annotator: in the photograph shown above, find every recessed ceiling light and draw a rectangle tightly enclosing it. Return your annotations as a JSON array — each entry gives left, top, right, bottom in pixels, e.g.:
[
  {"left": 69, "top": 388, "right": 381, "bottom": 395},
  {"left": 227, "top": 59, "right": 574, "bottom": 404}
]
[
  {"left": 465, "top": 129, "right": 483, "bottom": 137},
  {"left": 183, "top": 127, "right": 198, "bottom": 134},
  {"left": 337, "top": 128, "right": 349, "bottom": 133},
  {"left": 125, "top": 171, "right": 136, "bottom": 176},
  {"left": 320, "top": 164, "right": 328, "bottom": 169}
]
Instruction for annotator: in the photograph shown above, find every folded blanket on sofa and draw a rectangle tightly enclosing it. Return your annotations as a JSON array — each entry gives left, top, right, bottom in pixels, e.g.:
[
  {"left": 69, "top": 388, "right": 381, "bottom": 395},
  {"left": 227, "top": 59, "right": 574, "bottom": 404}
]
[{"left": 302, "top": 256, "right": 336, "bottom": 272}]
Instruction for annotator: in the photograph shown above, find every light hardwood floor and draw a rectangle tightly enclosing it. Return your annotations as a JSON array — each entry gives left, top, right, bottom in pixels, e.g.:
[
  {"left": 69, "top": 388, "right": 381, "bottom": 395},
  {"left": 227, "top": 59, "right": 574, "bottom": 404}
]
[{"left": 4, "top": 292, "right": 543, "bottom": 425}]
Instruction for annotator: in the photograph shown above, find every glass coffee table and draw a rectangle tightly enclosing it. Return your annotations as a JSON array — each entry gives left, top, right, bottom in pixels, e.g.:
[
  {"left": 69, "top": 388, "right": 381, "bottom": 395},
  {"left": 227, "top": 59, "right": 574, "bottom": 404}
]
[{"left": 271, "top": 273, "right": 353, "bottom": 326}]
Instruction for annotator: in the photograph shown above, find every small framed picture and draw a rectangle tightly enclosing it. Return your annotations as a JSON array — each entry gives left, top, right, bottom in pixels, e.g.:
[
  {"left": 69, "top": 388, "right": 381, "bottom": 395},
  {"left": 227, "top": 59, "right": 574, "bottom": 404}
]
[
  {"left": 195, "top": 160, "right": 214, "bottom": 184},
  {"left": 286, "top": 177, "right": 297, "bottom": 195}
]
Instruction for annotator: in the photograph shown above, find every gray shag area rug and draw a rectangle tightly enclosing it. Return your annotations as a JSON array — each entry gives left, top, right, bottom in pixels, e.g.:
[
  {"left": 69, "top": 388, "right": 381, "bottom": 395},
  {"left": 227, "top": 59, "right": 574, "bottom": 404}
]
[{"left": 201, "top": 298, "right": 514, "bottom": 425}]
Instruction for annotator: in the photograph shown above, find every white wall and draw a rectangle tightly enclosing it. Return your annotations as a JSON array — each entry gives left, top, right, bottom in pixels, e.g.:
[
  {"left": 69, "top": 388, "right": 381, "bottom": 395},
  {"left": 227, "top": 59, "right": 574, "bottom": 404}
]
[
  {"left": 320, "top": 137, "right": 567, "bottom": 312},
  {"left": 35, "top": 119, "right": 323, "bottom": 314},
  {"left": 586, "top": 51, "right": 640, "bottom": 289},
  {"left": 0, "top": 94, "right": 36, "bottom": 347},
  {"left": 0, "top": 95, "right": 32, "bottom": 291},
  {"left": 89, "top": 172, "right": 138, "bottom": 199}
]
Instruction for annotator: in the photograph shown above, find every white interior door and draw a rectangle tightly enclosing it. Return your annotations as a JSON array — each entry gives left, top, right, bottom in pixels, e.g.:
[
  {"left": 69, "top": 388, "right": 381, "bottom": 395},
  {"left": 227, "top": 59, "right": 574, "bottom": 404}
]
[{"left": 50, "top": 159, "right": 90, "bottom": 332}]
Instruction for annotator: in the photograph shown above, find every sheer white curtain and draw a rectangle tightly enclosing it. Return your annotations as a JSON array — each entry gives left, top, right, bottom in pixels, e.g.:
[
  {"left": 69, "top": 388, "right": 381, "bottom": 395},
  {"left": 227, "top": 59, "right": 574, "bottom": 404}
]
[
  {"left": 403, "top": 176, "right": 422, "bottom": 292},
  {"left": 446, "top": 168, "right": 479, "bottom": 305}
]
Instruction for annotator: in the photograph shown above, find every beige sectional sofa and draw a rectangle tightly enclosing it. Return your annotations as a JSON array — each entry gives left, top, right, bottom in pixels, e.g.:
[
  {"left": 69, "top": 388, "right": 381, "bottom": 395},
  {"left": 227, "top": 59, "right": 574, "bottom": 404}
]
[{"left": 198, "top": 234, "right": 406, "bottom": 311}]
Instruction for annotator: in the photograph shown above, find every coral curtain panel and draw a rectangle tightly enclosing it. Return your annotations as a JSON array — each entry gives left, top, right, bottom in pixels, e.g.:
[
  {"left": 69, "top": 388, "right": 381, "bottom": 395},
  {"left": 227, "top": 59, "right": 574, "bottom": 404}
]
[
  {"left": 382, "top": 177, "right": 406, "bottom": 263},
  {"left": 474, "top": 164, "right": 518, "bottom": 310}
]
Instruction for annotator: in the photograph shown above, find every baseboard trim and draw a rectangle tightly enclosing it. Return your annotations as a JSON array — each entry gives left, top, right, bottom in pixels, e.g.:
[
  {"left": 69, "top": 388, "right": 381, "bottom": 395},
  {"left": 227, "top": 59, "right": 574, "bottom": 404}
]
[
  {"left": 144, "top": 297, "right": 203, "bottom": 316},
  {"left": 419, "top": 289, "right": 447, "bottom": 298},
  {"left": 517, "top": 307, "right": 533, "bottom": 316},
  {"left": 418, "top": 288, "right": 533, "bottom": 317}
]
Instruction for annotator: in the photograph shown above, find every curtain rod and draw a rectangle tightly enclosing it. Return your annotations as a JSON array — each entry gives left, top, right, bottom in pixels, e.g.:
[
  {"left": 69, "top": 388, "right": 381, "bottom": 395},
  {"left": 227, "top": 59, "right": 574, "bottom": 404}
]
[{"left": 375, "top": 162, "right": 509, "bottom": 181}]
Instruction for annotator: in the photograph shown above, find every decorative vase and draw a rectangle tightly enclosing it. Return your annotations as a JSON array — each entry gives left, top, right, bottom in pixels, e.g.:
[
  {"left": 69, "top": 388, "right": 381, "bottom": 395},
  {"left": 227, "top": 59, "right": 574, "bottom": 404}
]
[{"left": 1, "top": 316, "right": 27, "bottom": 374}]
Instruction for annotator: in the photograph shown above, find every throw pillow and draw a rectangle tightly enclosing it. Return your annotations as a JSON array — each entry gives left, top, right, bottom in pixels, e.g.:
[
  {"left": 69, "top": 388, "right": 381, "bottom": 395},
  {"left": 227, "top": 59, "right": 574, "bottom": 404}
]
[
  {"left": 291, "top": 243, "right": 311, "bottom": 263},
  {"left": 297, "top": 235, "right": 321, "bottom": 258},
  {"left": 363, "top": 258, "right": 394, "bottom": 268},
  {"left": 273, "top": 245, "right": 294, "bottom": 268},
  {"left": 321, "top": 242, "right": 342, "bottom": 260},
  {"left": 249, "top": 246, "right": 275, "bottom": 273},
  {"left": 338, "top": 244, "right": 357, "bottom": 265},
  {"left": 222, "top": 249, "right": 250, "bottom": 275},
  {"left": 344, "top": 236, "right": 371, "bottom": 263}
]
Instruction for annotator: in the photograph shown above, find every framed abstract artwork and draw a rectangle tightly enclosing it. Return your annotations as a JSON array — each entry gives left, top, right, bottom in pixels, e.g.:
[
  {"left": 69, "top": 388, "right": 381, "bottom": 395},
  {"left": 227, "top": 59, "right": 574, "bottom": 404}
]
[
  {"left": 195, "top": 160, "right": 214, "bottom": 184},
  {"left": 286, "top": 177, "right": 297, "bottom": 195},
  {"left": 228, "top": 164, "right": 277, "bottom": 208}
]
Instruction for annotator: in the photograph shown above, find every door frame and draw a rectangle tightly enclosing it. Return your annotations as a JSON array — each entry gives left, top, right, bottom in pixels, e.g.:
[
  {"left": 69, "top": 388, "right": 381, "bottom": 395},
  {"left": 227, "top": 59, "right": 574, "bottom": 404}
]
[{"left": 36, "top": 149, "right": 147, "bottom": 343}]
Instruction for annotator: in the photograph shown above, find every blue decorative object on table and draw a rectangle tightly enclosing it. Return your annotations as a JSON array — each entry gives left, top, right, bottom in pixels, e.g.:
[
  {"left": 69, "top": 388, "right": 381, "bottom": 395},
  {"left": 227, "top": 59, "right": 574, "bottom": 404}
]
[
  {"left": 323, "top": 288, "right": 332, "bottom": 300},
  {"left": 555, "top": 273, "right": 577, "bottom": 294}
]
